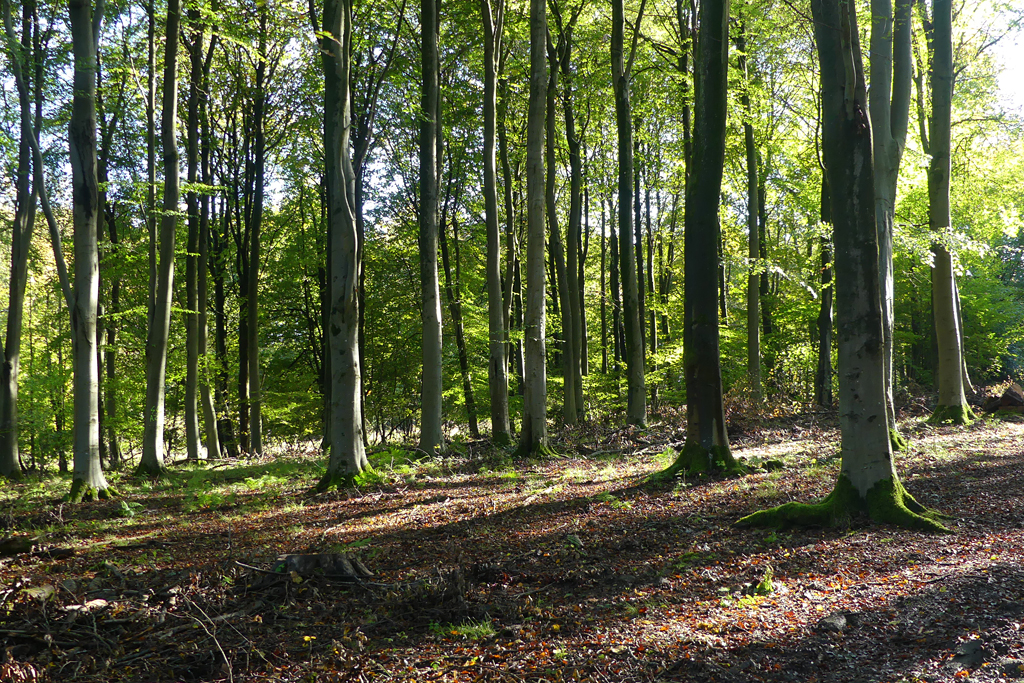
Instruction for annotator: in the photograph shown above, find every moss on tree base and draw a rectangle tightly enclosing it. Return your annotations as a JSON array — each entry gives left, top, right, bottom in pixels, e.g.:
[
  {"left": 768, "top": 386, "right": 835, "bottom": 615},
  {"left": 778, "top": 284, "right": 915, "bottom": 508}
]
[
  {"left": 890, "top": 428, "right": 909, "bottom": 452},
  {"left": 491, "top": 431, "right": 512, "bottom": 448},
  {"left": 656, "top": 442, "right": 746, "bottom": 481},
  {"left": 67, "top": 480, "right": 115, "bottom": 503},
  {"left": 134, "top": 462, "right": 166, "bottom": 478},
  {"left": 927, "top": 403, "right": 976, "bottom": 425},
  {"left": 314, "top": 470, "right": 359, "bottom": 492},
  {"left": 735, "top": 473, "right": 951, "bottom": 533},
  {"left": 515, "top": 440, "right": 559, "bottom": 459}
]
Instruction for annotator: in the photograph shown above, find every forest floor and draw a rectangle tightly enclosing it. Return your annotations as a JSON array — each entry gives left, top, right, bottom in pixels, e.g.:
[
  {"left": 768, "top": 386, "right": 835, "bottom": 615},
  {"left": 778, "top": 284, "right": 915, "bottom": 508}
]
[{"left": 2, "top": 402, "right": 1024, "bottom": 683}]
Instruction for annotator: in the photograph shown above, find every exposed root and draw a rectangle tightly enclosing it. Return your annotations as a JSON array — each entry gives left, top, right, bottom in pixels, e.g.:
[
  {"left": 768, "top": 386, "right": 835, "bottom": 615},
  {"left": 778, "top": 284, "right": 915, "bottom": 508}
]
[{"left": 736, "top": 474, "right": 951, "bottom": 533}]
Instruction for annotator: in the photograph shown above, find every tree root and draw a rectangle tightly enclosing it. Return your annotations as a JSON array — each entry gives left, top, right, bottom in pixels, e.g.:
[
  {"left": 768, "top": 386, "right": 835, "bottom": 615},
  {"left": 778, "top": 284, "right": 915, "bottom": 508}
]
[
  {"left": 736, "top": 474, "right": 951, "bottom": 533},
  {"left": 67, "top": 480, "right": 115, "bottom": 503},
  {"left": 890, "top": 429, "right": 910, "bottom": 452}
]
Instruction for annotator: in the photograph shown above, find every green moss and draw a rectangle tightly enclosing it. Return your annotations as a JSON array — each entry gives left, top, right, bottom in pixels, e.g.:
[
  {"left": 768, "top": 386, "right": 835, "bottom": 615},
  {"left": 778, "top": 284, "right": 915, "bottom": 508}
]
[
  {"left": 657, "top": 442, "right": 747, "bottom": 480},
  {"left": 515, "top": 440, "right": 560, "bottom": 459},
  {"left": 67, "top": 480, "right": 115, "bottom": 503},
  {"left": 927, "top": 403, "right": 976, "bottom": 425},
  {"left": 314, "top": 470, "right": 359, "bottom": 492},
  {"left": 134, "top": 461, "right": 166, "bottom": 478},
  {"left": 491, "top": 431, "right": 512, "bottom": 448},
  {"left": 889, "top": 429, "right": 909, "bottom": 452},
  {"left": 736, "top": 473, "right": 951, "bottom": 533}
]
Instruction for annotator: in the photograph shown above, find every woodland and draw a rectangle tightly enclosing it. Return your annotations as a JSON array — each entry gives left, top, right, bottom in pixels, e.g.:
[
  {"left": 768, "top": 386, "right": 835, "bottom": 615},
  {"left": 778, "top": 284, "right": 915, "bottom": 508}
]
[{"left": 1, "top": 0, "right": 1024, "bottom": 678}]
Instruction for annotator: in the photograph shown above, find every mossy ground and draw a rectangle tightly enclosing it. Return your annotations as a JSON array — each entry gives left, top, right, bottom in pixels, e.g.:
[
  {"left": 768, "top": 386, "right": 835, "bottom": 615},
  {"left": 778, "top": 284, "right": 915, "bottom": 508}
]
[{"left": 736, "top": 473, "right": 951, "bottom": 533}]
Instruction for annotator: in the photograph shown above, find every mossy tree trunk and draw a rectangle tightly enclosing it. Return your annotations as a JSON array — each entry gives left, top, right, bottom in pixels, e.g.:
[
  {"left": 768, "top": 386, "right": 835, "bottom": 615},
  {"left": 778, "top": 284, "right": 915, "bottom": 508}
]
[
  {"left": 317, "top": 0, "right": 368, "bottom": 489},
  {"left": 738, "top": 0, "right": 945, "bottom": 532}
]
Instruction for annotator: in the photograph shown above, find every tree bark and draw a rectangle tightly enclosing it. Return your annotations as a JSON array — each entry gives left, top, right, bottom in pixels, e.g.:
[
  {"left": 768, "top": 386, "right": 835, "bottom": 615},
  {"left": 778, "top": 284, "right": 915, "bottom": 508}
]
[
  {"left": 418, "top": 0, "right": 444, "bottom": 454},
  {"left": 483, "top": 0, "right": 511, "bottom": 444},
  {"left": 673, "top": 0, "right": 736, "bottom": 473},
  {"left": 927, "top": 0, "right": 972, "bottom": 425},
  {"left": 317, "top": 0, "right": 368, "bottom": 487},
  {"left": 139, "top": 0, "right": 181, "bottom": 476},
  {"left": 815, "top": 169, "right": 834, "bottom": 407},
  {"left": 0, "top": 0, "right": 37, "bottom": 480},
  {"left": 545, "top": 51, "right": 577, "bottom": 424},
  {"left": 518, "top": 0, "right": 549, "bottom": 454},
  {"left": 611, "top": 0, "right": 647, "bottom": 425},
  {"left": 737, "top": 20, "right": 761, "bottom": 401},
  {"left": 68, "top": 0, "right": 111, "bottom": 499},
  {"left": 247, "top": 6, "right": 268, "bottom": 455},
  {"left": 870, "top": 0, "right": 913, "bottom": 442}
]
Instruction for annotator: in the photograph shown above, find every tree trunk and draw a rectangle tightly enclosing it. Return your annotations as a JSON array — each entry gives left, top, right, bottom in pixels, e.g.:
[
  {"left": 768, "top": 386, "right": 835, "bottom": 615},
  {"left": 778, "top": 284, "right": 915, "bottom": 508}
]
[
  {"left": 317, "top": 0, "right": 368, "bottom": 487},
  {"left": 184, "top": 9, "right": 203, "bottom": 460},
  {"left": 68, "top": 0, "right": 110, "bottom": 500},
  {"left": 418, "top": 0, "right": 444, "bottom": 454},
  {"left": 553, "top": 6, "right": 584, "bottom": 414},
  {"left": 247, "top": 7, "right": 268, "bottom": 455},
  {"left": 601, "top": 200, "right": 608, "bottom": 374},
  {"left": 483, "top": 0, "right": 511, "bottom": 444},
  {"left": 545, "top": 57, "right": 577, "bottom": 424},
  {"left": 815, "top": 171, "right": 834, "bottom": 407},
  {"left": 0, "top": 0, "right": 37, "bottom": 480},
  {"left": 213, "top": 197, "right": 238, "bottom": 457},
  {"left": 739, "top": 0, "right": 946, "bottom": 532},
  {"left": 611, "top": 0, "right": 647, "bottom": 425},
  {"left": 518, "top": 0, "right": 549, "bottom": 454},
  {"left": 139, "top": 0, "right": 181, "bottom": 476},
  {"left": 439, "top": 168, "right": 480, "bottom": 437},
  {"left": 870, "top": 0, "right": 913, "bottom": 443},
  {"left": 737, "top": 21, "right": 761, "bottom": 401},
  {"left": 671, "top": 0, "right": 736, "bottom": 474},
  {"left": 927, "top": 0, "right": 971, "bottom": 425},
  {"left": 198, "top": 27, "right": 220, "bottom": 460},
  {"left": 610, "top": 199, "right": 622, "bottom": 368}
]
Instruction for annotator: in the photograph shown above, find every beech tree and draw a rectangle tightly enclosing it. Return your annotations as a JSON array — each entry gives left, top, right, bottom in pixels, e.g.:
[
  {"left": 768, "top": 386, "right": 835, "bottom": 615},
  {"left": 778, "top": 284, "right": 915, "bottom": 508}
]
[
  {"left": 138, "top": 0, "right": 181, "bottom": 477},
  {"left": 739, "top": 0, "right": 946, "bottom": 531},
  {"left": 518, "top": 0, "right": 549, "bottom": 455},
  {"left": 665, "top": 0, "right": 741, "bottom": 475},
  {"left": 418, "top": 0, "right": 443, "bottom": 454},
  {"left": 317, "top": 0, "right": 368, "bottom": 487},
  {"left": 926, "top": 0, "right": 973, "bottom": 425}
]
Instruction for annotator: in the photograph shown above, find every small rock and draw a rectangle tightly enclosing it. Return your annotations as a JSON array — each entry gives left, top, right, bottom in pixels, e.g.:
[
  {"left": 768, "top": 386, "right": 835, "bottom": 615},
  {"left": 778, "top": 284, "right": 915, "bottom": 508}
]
[
  {"left": 953, "top": 638, "right": 987, "bottom": 668},
  {"left": 816, "top": 612, "right": 847, "bottom": 632},
  {"left": 763, "top": 459, "right": 785, "bottom": 472},
  {"left": 60, "top": 578, "right": 78, "bottom": 594},
  {"left": 87, "top": 577, "right": 105, "bottom": 592},
  {"left": 1000, "top": 659, "right": 1024, "bottom": 678}
]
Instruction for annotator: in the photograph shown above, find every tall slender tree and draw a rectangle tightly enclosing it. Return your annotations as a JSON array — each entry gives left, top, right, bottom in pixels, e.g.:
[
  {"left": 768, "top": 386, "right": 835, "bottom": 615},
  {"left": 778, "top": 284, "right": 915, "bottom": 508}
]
[
  {"left": 927, "top": 0, "right": 972, "bottom": 425},
  {"left": 67, "top": 0, "right": 111, "bottom": 499},
  {"left": 610, "top": 0, "right": 647, "bottom": 426},
  {"left": 518, "top": 0, "right": 549, "bottom": 454},
  {"left": 736, "top": 18, "right": 761, "bottom": 401},
  {"left": 482, "top": 0, "right": 511, "bottom": 444},
  {"left": 0, "top": 0, "right": 39, "bottom": 480},
  {"left": 870, "top": 0, "right": 913, "bottom": 446},
  {"left": 317, "top": 0, "right": 368, "bottom": 487},
  {"left": 418, "top": 0, "right": 444, "bottom": 454},
  {"left": 666, "top": 0, "right": 740, "bottom": 474},
  {"left": 139, "top": 0, "right": 182, "bottom": 476}
]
